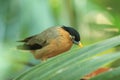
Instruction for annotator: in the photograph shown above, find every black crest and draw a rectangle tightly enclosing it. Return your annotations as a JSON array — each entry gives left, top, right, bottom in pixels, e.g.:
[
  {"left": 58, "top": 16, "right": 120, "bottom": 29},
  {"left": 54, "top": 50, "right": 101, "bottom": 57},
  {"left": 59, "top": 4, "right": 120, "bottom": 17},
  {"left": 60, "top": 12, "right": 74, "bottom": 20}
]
[{"left": 62, "top": 26, "right": 80, "bottom": 42}]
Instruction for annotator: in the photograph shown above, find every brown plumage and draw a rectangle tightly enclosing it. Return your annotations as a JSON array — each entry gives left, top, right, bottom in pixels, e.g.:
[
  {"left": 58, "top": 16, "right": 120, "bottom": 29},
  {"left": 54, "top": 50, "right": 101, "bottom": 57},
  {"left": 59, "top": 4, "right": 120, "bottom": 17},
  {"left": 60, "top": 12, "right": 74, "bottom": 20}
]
[{"left": 17, "top": 26, "right": 83, "bottom": 61}]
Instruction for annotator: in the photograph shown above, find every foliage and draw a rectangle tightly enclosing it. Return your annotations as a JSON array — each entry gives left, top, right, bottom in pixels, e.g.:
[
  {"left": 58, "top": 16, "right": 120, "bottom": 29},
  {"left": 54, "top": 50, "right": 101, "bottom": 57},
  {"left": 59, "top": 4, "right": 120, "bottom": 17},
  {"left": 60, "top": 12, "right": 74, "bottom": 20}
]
[
  {"left": 90, "top": 67, "right": 120, "bottom": 80},
  {"left": 14, "top": 35, "right": 120, "bottom": 80},
  {"left": 0, "top": 0, "right": 120, "bottom": 80}
]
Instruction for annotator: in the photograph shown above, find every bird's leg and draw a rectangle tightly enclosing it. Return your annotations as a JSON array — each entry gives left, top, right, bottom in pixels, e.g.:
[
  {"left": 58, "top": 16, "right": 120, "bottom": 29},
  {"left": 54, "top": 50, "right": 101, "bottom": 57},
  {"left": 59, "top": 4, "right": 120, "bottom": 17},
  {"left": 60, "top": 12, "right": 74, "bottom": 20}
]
[
  {"left": 31, "top": 50, "right": 47, "bottom": 62},
  {"left": 41, "top": 58, "right": 47, "bottom": 62},
  {"left": 31, "top": 50, "right": 35, "bottom": 54}
]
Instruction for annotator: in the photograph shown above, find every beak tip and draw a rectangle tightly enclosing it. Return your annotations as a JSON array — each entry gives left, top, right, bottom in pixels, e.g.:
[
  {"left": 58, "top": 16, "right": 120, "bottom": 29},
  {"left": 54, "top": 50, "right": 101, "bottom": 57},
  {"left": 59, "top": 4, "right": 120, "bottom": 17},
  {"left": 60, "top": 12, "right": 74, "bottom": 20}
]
[{"left": 79, "top": 42, "right": 83, "bottom": 48}]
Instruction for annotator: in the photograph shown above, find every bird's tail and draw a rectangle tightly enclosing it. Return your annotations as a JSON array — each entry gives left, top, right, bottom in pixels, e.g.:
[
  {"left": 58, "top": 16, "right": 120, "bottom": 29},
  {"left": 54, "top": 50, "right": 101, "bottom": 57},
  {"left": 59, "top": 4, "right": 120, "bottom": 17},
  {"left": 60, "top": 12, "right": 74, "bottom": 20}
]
[
  {"left": 17, "top": 44, "right": 31, "bottom": 50},
  {"left": 17, "top": 44, "right": 42, "bottom": 50}
]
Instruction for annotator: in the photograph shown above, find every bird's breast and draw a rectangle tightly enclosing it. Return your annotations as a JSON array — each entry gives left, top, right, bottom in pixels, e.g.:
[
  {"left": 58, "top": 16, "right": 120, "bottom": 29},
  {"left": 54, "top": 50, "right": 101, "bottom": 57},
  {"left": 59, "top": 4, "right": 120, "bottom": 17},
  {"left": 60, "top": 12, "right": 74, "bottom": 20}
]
[{"left": 57, "top": 27, "right": 73, "bottom": 49}]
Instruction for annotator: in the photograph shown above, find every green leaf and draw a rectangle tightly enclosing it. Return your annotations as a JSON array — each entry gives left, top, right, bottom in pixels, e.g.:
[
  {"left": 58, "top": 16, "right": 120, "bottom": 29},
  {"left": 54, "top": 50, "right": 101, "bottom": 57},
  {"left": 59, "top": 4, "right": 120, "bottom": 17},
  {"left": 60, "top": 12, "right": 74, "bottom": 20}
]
[
  {"left": 14, "top": 35, "right": 120, "bottom": 80},
  {"left": 90, "top": 67, "right": 120, "bottom": 80}
]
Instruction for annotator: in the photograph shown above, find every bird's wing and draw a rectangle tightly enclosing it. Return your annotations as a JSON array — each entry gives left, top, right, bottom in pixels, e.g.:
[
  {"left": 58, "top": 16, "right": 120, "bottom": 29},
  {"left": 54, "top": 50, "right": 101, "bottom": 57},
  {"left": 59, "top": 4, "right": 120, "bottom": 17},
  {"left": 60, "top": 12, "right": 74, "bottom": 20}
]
[
  {"left": 17, "top": 27, "right": 59, "bottom": 50},
  {"left": 17, "top": 34, "right": 46, "bottom": 50},
  {"left": 17, "top": 35, "right": 36, "bottom": 42}
]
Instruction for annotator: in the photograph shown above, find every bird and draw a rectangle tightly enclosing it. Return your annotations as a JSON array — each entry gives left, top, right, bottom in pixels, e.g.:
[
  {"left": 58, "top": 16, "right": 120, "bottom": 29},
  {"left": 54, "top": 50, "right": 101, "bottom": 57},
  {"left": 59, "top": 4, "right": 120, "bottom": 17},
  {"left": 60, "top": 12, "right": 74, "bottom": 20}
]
[{"left": 17, "top": 25, "right": 83, "bottom": 61}]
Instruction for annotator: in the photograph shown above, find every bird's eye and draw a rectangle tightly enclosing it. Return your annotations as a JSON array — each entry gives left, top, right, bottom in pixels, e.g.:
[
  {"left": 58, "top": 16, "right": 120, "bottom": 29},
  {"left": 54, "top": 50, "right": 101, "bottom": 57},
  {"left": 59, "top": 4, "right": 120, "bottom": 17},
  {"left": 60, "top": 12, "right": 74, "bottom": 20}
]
[
  {"left": 69, "top": 35, "right": 72, "bottom": 38},
  {"left": 69, "top": 35, "right": 75, "bottom": 41},
  {"left": 72, "top": 36, "right": 75, "bottom": 39}
]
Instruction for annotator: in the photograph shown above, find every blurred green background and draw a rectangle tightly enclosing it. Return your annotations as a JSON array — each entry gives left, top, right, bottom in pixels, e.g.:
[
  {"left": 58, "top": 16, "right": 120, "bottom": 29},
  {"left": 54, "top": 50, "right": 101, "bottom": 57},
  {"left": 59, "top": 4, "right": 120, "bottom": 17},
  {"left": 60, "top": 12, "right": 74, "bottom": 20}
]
[{"left": 0, "top": 0, "right": 120, "bottom": 80}]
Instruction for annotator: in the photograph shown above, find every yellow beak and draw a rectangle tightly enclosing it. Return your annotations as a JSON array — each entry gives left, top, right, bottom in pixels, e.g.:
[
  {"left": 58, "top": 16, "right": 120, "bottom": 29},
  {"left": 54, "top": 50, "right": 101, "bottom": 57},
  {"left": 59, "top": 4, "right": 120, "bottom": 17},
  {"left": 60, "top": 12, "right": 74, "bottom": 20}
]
[{"left": 79, "top": 42, "right": 83, "bottom": 48}]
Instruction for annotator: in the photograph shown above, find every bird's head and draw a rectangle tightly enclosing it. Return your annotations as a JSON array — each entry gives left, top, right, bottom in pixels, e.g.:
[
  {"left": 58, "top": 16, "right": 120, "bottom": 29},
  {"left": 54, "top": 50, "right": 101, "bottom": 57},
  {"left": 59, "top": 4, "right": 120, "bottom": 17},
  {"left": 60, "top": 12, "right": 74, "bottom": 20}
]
[{"left": 62, "top": 26, "right": 83, "bottom": 47}]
